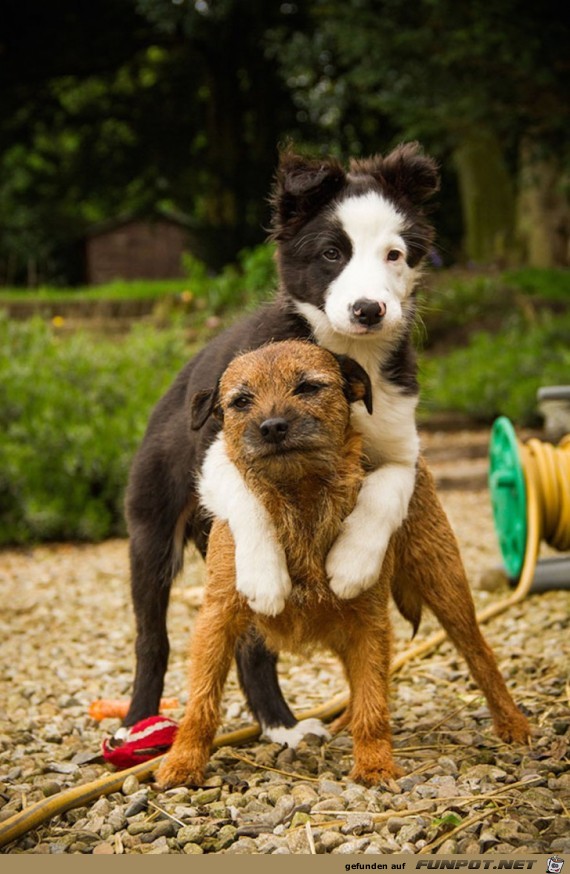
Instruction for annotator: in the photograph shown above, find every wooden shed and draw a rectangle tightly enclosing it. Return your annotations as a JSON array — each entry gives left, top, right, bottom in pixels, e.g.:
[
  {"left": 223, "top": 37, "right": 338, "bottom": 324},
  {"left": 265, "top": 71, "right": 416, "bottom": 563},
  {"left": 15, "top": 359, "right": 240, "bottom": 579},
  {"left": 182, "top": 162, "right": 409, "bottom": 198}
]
[{"left": 85, "top": 214, "right": 190, "bottom": 284}]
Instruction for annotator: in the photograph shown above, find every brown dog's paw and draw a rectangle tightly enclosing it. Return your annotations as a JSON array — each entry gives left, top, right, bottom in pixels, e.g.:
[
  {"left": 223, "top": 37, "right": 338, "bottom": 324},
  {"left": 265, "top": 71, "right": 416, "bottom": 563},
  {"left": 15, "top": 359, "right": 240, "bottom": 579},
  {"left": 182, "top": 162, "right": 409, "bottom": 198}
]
[
  {"left": 350, "top": 757, "right": 403, "bottom": 788},
  {"left": 493, "top": 710, "right": 531, "bottom": 745},
  {"left": 155, "top": 753, "right": 205, "bottom": 789}
]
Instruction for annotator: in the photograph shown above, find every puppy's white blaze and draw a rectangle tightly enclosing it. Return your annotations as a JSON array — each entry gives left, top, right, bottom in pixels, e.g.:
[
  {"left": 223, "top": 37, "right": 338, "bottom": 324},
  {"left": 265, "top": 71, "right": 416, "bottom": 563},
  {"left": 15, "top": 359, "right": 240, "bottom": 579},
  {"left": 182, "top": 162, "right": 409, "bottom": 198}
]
[
  {"left": 199, "top": 436, "right": 292, "bottom": 616},
  {"left": 263, "top": 718, "right": 331, "bottom": 748},
  {"left": 324, "top": 191, "right": 416, "bottom": 336},
  {"left": 336, "top": 190, "right": 405, "bottom": 248}
]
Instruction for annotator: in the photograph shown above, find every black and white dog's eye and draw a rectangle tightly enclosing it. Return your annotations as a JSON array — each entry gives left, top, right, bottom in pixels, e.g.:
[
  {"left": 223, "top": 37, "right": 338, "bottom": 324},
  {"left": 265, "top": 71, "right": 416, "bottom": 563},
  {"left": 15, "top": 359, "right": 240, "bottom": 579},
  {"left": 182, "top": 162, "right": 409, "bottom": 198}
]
[
  {"left": 387, "top": 249, "right": 402, "bottom": 262},
  {"left": 230, "top": 395, "right": 252, "bottom": 410},
  {"left": 322, "top": 247, "right": 341, "bottom": 262}
]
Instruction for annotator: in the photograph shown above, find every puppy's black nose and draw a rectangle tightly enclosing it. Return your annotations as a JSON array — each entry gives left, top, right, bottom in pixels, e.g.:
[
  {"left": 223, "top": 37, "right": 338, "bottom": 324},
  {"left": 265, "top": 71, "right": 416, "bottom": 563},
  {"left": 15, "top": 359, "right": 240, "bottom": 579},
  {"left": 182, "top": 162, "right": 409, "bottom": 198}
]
[
  {"left": 259, "top": 417, "right": 289, "bottom": 443},
  {"left": 352, "top": 298, "right": 386, "bottom": 326}
]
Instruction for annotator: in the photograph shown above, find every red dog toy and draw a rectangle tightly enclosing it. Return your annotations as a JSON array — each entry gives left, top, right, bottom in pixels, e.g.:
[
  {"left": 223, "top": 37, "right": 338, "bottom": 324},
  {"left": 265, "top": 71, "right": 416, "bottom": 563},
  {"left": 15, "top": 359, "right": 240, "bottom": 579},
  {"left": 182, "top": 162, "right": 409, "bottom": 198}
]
[{"left": 102, "top": 716, "right": 178, "bottom": 769}]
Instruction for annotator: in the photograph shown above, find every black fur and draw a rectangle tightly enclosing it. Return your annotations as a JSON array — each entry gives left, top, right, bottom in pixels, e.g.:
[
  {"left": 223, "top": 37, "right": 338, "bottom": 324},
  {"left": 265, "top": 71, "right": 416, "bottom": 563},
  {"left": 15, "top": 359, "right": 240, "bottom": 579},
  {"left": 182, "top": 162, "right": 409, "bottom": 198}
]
[{"left": 123, "top": 144, "right": 438, "bottom": 730}]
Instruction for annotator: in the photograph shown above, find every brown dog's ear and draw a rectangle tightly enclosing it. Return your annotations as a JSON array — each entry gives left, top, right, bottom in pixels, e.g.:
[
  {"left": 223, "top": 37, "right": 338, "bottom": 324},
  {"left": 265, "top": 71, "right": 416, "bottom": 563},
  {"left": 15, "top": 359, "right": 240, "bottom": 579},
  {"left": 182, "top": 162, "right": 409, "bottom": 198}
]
[
  {"left": 335, "top": 355, "right": 373, "bottom": 415},
  {"left": 190, "top": 387, "right": 222, "bottom": 430},
  {"left": 270, "top": 150, "right": 346, "bottom": 241}
]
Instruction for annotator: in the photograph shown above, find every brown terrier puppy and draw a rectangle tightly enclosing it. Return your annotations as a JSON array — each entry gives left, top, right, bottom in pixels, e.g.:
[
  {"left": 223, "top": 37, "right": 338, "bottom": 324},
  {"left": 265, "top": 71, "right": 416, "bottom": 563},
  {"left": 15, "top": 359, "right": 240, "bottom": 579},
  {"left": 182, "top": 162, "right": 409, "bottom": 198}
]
[{"left": 156, "top": 341, "right": 529, "bottom": 788}]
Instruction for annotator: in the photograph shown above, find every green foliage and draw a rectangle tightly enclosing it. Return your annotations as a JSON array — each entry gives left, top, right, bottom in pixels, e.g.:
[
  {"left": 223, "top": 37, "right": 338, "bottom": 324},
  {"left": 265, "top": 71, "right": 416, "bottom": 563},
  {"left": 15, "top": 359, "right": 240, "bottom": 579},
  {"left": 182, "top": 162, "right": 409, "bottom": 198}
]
[
  {"left": 182, "top": 244, "right": 277, "bottom": 313},
  {"left": 1, "top": 0, "right": 297, "bottom": 283},
  {"left": 2, "top": 1, "right": 568, "bottom": 283},
  {"left": 419, "top": 267, "right": 570, "bottom": 348},
  {"left": 268, "top": 0, "right": 568, "bottom": 155},
  {"left": 0, "top": 278, "right": 195, "bottom": 304},
  {"left": 0, "top": 315, "right": 188, "bottom": 545},
  {"left": 431, "top": 812, "right": 463, "bottom": 830},
  {"left": 502, "top": 268, "right": 570, "bottom": 302},
  {"left": 421, "top": 311, "right": 570, "bottom": 425}
]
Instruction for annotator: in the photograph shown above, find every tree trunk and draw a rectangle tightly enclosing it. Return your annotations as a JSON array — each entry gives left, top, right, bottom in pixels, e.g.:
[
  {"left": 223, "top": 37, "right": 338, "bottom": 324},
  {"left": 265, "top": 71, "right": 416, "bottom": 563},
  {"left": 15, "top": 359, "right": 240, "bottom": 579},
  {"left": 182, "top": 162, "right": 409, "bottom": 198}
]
[
  {"left": 516, "top": 139, "right": 569, "bottom": 268},
  {"left": 453, "top": 129, "right": 515, "bottom": 265}
]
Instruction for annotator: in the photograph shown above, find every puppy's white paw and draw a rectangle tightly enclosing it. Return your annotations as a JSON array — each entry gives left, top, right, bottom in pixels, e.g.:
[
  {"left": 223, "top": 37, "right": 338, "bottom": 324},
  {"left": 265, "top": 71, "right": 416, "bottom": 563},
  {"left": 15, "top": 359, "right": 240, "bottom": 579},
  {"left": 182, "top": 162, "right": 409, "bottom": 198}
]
[
  {"left": 327, "top": 520, "right": 390, "bottom": 600},
  {"left": 263, "top": 718, "right": 331, "bottom": 748},
  {"left": 113, "top": 726, "right": 130, "bottom": 742},
  {"left": 235, "top": 540, "right": 292, "bottom": 617}
]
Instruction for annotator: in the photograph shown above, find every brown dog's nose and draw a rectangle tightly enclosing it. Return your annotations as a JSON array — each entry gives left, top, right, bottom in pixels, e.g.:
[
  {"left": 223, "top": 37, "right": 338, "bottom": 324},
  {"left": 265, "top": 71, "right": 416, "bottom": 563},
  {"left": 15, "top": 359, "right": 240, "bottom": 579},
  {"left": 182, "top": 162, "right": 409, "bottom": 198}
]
[
  {"left": 352, "top": 298, "right": 386, "bottom": 327},
  {"left": 259, "top": 417, "right": 289, "bottom": 444}
]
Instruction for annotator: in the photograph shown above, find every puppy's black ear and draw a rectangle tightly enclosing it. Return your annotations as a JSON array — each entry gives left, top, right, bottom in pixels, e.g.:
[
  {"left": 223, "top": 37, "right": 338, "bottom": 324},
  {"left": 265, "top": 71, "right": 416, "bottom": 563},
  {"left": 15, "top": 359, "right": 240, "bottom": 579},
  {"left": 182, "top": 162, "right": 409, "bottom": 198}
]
[
  {"left": 335, "top": 355, "right": 373, "bottom": 415},
  {"left": 379, "top": 142, "right": 440, "bottom": 206},
  {"left": 190, "top": 387, "right": 222, "bottom": 430},
  {"left": 270, "top": 149, "right": 346, "bottom": 241}
]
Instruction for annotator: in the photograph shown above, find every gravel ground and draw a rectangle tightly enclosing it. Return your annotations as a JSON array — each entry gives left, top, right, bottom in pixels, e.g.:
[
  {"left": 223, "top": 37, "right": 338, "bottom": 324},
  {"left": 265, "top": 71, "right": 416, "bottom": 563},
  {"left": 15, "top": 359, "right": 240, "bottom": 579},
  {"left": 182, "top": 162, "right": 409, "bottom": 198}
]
[{"left": 1, "top": 429, "right": 569, "bottom": 855}]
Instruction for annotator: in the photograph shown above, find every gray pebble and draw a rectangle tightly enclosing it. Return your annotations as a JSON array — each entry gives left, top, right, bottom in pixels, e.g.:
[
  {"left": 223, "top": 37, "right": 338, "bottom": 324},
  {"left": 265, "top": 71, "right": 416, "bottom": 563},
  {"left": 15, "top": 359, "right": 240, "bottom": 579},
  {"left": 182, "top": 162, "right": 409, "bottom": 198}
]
[
  {"left": 341, "top": 814, "right": 374, "bottom": 835},
  {"left": 192, "top": 786, "right": 221, "bottom": 805},
  {"left": 121, "top": 774, "right": 140, "bottom": 796},
  {"left": 41, "top": 781, "right": 62, "bottom": 797},
  {"left": 183, "top": 843, "right": 204, "bottom": 854},
  {"left": 226, "top": 836, "right": 259, "bottom": 853},
  {"left": 318, "top": 778, "right": 343, "bottom": 796},
  {"left": 387, "top": 816, "right": 409, "bottom": 834},
  {"left": 125, "top": 791, "right": 148, "bottom": 819},
  {"left": 332, "top": 837, "right": 371, "bottom": 853},
  {"left": 320, "top": 830, "right": 347, "bottom": 851}
]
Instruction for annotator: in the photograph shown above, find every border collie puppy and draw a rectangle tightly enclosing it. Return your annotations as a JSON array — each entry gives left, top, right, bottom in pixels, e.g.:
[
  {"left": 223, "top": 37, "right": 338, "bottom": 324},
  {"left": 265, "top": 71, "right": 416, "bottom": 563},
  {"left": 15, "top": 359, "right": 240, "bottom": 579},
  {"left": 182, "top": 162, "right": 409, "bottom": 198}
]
[{"left": 124, "top": 143, "right": 439, "bottom": 744}]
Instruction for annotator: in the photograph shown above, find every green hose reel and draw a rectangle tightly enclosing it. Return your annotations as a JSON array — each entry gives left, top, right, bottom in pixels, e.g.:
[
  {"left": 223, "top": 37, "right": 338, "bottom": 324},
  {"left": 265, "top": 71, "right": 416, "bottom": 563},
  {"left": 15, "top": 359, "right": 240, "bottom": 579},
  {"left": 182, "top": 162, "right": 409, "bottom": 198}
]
[{"left": 488, "top": 416, "right": 527, "bottom": 579}]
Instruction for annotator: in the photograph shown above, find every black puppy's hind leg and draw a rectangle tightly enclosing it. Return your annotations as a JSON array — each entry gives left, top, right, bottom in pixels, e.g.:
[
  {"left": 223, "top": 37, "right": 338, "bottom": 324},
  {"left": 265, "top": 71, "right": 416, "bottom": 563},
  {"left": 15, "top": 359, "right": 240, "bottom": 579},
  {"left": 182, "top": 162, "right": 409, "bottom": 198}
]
[
  {"left": 236, "top": 630, "right": 331, "bottom": 747},
  {"left": 123, "top": 486, "right": 196, "bottom": 728}
]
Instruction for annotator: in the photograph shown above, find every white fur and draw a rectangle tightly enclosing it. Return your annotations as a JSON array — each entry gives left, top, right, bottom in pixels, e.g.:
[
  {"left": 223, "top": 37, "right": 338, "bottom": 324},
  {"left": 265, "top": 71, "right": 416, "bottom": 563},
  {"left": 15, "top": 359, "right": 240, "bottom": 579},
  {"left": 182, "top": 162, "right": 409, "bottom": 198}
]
[
  {"left": 323, "top": 192, "right": 418, "bottom": 337},
  {"left": 199, "top": 436, "right": 292, "bottom": 616},
  {"left": 263, "top": 717, "right": 330, "bottom": 747},
  {"left": 294, "top": 301, "right": 419, "bottom": 597}
]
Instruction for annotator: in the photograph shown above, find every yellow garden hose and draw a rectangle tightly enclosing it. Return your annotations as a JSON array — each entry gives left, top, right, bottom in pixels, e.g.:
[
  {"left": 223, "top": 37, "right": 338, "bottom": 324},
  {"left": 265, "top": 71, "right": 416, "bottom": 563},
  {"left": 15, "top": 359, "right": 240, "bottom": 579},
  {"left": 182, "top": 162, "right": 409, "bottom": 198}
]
[
  {"left": 2, "top": 429, "right": 569, "bottom": 850},
  {"left": 489, "top": 418, "right": 570, "bottom": 597}
]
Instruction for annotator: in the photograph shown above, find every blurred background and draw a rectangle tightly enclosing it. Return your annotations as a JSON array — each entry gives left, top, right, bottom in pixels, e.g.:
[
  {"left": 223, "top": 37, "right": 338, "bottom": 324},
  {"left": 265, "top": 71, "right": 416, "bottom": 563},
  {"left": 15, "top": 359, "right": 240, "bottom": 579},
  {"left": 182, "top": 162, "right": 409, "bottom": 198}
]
[
  {"left": 1, "top": 0, "right": 568, "bottom": 283},
  {"left": 0, "top": 0, "right": 568, "bottom": 545}
]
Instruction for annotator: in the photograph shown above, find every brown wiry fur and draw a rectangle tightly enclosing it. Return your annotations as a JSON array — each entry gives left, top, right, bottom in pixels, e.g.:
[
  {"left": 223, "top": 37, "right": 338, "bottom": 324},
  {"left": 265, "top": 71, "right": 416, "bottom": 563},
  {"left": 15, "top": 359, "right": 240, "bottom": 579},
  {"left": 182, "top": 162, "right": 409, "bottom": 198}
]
[{"left": 156, "top": 341, "right": 529, "bottom": 789}]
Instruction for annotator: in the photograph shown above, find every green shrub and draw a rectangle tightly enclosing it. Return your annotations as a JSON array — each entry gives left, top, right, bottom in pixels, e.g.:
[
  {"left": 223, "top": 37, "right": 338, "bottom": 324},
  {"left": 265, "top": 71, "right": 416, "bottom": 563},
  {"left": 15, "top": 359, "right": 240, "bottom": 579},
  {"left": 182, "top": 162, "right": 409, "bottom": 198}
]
[
  {"left": 0, "top": 277, "right": 194, "bottom": 303},
  {"left": 0, "top": 315, "right": 188, "bottom": 545},
  {"left": 420, "top": 311, "right": 570, "bottom": 425},
  {"left": 503, "top": 267, "right": 570, "bottom": 301},
  {"left": 182, "top": 243, "right": 277, "bottom": 313},
  {"left": 419, "top": 267, "right": 570, "bottom": 349}
]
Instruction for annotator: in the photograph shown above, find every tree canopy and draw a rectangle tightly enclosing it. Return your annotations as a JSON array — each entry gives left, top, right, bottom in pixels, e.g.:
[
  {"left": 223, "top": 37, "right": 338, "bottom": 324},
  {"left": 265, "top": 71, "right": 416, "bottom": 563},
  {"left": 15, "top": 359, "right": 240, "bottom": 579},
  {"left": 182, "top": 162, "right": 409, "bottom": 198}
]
[{"left": 1, "top": 0, "right": 567, "bottom": 284}]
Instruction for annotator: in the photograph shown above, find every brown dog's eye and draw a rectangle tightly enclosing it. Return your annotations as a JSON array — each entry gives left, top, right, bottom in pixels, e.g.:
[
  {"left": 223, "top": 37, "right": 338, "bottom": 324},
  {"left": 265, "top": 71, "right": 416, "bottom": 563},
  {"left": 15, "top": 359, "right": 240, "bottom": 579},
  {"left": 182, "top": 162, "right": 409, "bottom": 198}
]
[
  {"left": 293, "top": 381, "right": 326, "bottom": 397},
  {"left": 322, "top": 247, "right": 341, "bottom": 262},
  {"left": 230, "top": 394, "right": 253, "bottom": 411}
]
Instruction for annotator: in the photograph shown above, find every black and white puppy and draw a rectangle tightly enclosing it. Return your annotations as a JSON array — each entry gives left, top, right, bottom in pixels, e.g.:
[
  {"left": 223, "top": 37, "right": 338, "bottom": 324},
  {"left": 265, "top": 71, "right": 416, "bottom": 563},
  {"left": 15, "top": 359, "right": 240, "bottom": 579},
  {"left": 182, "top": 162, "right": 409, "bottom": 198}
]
[{"left": 123, "top": 143, "right": 439, "bottom": 745}]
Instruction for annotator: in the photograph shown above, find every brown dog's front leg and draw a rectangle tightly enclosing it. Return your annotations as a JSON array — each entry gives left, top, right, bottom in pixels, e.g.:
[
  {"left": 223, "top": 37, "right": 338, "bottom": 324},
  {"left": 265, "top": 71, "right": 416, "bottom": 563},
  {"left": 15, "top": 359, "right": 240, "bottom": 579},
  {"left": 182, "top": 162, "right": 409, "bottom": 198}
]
[
  {"left": 155, "top": 597, "right": 241, "bottom": 788},
  {"left": 334, "top": 589, "right": 401, "bottom": 786}
]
